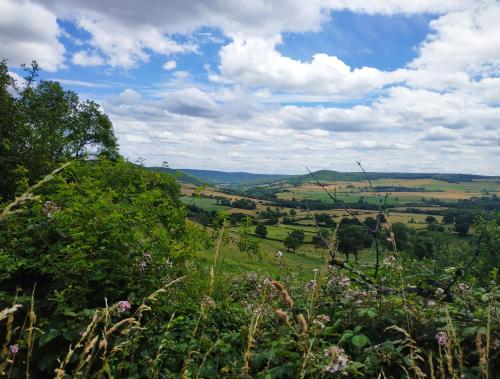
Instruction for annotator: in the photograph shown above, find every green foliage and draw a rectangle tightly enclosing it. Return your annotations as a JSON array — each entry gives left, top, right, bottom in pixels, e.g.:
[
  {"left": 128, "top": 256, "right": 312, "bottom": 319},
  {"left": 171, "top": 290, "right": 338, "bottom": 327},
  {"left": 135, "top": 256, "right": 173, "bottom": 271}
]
[
  {"left": 255, "top": 223, "right": 268, "bottom": 238},
  {"left": 337, "top": 224, "right": 372, "bottom": 261},
  {"left": 0, "top": 61, "right": 118, "bottom": 202},
  {"left": 0, "top": 159, "right": 203, "bottom": 373}
]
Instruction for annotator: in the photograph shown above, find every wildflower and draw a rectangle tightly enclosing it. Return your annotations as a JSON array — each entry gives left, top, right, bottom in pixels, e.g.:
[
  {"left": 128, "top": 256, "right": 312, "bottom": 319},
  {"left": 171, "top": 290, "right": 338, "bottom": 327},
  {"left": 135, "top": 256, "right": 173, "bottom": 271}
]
[
  {"left": 9, "top": 344, "right": 19, "bottom": 354},
  {"left": 201, "top": 295, "right": 215, "bottom": 309},
  {"left": 435, "top": 287, "right": 445, "bottom": 297},
  {"left": 263, "top": 278, "right": 272, "bottom": 287},
  {"left": 42, "top": 200, "right": 61, "bottom": 219},
  {"left": 138, "top": 252, "right": 152, "bottom": 271},
  {"left": 275, "top": 250, "right": 283, "bottom": 259},
  {"left": 324, "top": 346, "right": 349, "bottom": 373},
  {"left": 435, "top": 331, "right": 447, "bottom": 347},
  {"left": 313, "top": 314, "right": 330, "bottom": 329},
  {"left": 275, "top": 308, "right": 289, "bottom": 323},
  {"left": 383, "top": 255, "right": 397, "bottom": 268},
  {"left": 458, "top": 283, "right": 469, "bottom": 291},
  {"left": 166, "top": 258, "right": 173, "bottom": 268},
  {"left": 427, "top": 300, "right": 437, "bottom": 307},
  {"left": 338, "top": 277, "right": 350, "bottom": 288},
  {"left": 117, "top": 300, "right": 131, "bottom": 313},
  {"left": 306, "top": 280, "right": 317, "bottom": 290},
  {"left": 138, "top": 260, "right": 147, "bottom": 271}
]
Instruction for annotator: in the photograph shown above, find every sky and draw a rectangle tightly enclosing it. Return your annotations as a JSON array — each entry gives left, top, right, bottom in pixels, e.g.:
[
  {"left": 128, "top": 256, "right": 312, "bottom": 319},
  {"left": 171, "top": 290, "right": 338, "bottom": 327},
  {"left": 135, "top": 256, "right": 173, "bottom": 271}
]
[{"left": 1, "top": 0, "right": 499, "bottom": 175}]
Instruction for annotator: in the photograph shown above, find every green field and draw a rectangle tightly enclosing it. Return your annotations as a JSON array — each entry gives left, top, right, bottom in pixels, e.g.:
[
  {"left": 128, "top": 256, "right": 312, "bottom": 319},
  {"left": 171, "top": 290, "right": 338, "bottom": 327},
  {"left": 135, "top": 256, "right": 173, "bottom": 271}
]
[
  {"left": 181, "top": 196, "right": 230, "bottom": 211},
  {"left": 196, "top": 231, "right": 375, "bottom": 279}
]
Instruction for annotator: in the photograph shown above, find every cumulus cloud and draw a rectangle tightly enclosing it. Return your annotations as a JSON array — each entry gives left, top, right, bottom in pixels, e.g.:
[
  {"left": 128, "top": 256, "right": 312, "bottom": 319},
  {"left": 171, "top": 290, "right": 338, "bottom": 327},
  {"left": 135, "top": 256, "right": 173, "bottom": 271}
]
[
  {"left": 0, "top": 0, "right": 65, "bottom": 71},
  {"left": 212, "top": 36, "right": 395, "bottom": 97},
  {"left": 164, "top": 88, "right": 219, "bottom": 117},
  {"left": 72, "top": 50, "right": 105, "bottom": 66}
]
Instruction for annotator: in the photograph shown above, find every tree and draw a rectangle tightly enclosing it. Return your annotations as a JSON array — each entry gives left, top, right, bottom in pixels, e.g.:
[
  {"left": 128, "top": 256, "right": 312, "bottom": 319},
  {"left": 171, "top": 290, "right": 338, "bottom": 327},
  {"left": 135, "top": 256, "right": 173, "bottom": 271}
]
[
  {"left": 454, "top": 221, "right": 470, "bottom": 236},
  {"left": 289, "top": 229, "right": 305, "bottom": 242},
  {"left": 391, "top": 222, "right": 411, "bottom": 250},
  {"left": 312, "top": 228, "right": 330, "bottom": 248},
  {"left": 337, "top": 224, "right": 371, "bottom": 262},
  {"left": 442, "top": 212, "right": 455, "bottom": 224},
  {"left": 0, "top": 61, "right": 118, "bottom": 201},
  {"left": 425, "top": 216, "right": 437, "bottom": 224},
  {"left": 364, "top": 216, "right": 378, "bottom": 231},
  {"left": 411, "top": 232, "right": 435, "bottom": 259},
  {"left": 255, "top": 223, "right": 268, "bottom": 238},
  {"left": 289, "top": 209, "right": 297, "bottom": 217},
  {"left": 284, "top": 235, "right": 301, "bottom": 252},
  {"left": 314, "top": 213, "right": 336, "bottom": 227}
]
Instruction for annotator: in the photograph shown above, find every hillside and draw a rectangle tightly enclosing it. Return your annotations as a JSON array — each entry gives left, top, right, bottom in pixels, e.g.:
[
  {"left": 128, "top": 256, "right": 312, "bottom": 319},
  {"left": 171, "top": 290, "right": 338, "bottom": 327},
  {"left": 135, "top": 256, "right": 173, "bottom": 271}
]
[
  {"left": 147, "top": 167, "right": 210, "bottom": 186},
  {"left": 168, "top": 168, "right": 291, "bottom": 185}
]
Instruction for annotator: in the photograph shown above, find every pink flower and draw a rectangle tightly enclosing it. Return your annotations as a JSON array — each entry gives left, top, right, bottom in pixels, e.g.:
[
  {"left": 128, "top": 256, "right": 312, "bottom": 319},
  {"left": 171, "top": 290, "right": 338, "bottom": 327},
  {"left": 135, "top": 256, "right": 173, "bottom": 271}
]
[
  {"left": 10, "top": 344, "right": 19, "bottom": 354},
  {"left": 324, "top": 346, "right": 349, "bottom": 373},
  {"left": 117, "top": 300, "right": 131, "bottom": 313},
  {"left": 435, "top": 331, "right": 447, "bottom": 347}
]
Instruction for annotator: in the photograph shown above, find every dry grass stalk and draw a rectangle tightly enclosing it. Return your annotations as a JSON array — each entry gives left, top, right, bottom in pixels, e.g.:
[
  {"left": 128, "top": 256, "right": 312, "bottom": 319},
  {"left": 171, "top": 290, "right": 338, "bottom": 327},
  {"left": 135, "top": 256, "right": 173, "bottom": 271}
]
[
  {"left": 296, "top": 314, "right": 308, "bottom": 335},
  {"left": 242, "top": 284, "right": 268, "bottom": 376},
  {"left": 385, "top": 325, "right": 426, "bottom": 379}
]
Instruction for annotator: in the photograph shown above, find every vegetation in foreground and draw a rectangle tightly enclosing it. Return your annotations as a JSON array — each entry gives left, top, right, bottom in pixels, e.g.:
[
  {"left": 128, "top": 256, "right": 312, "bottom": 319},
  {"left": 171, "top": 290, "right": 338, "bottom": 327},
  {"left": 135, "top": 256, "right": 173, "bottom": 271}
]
[{"left": 0, "top": 62, "right": 499, "bottom": 378}]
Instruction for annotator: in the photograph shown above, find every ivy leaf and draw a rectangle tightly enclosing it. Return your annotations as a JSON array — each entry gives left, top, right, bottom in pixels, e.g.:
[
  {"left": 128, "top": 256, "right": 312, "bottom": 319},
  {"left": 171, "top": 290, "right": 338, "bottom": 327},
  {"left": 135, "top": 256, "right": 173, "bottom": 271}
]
[{"left": 351, "top": 334, "right": 370, "bottom": 348}]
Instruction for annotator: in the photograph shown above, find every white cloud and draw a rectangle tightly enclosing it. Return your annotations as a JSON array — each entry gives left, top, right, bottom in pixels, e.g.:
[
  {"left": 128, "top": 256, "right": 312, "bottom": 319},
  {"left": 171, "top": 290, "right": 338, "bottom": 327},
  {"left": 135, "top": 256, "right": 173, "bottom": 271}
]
[
  {"left": 0, "top": 0, "right": 65, "bottom": 71},
  {"left": 163, "top": 60, "right": 177, "bottom": 70},
  {"left": 410, "top": 2, "right": 500, "bottom": 76},
  {"left": 72, "top": 50, "right": 105, "bottom": 66},
  {"left": 212, "top": 35, "right": 395, "bottom": 97},
  {"left": 75, "top": 15, "right": 197, "bottom": 68}
]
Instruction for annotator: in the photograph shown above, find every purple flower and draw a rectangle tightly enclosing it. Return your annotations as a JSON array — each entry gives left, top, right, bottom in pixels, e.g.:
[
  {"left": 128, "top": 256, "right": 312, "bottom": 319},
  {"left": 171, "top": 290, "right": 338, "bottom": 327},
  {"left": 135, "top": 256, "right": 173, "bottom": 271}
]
[
  {"left": 117, "top": 300, "right": 131, "bottom": 313},
  {"left": 10, "top": 344, "right": 19, "bottom": 354},
  {"left": 138, "top": 260, "right": 147, "bottom": 271},
  {"left": 435, "top": 331, "right": 447, "bottom": 347}
]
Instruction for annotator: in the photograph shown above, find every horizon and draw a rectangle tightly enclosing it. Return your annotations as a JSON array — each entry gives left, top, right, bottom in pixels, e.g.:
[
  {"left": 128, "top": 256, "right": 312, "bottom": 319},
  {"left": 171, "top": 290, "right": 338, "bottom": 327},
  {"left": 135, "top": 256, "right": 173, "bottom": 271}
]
[
  {"left": 161, "top": 166, "right": 500, "bottom": 178},
  {"left": 2, "top": 1, "right": 499, "bottom": 174}
]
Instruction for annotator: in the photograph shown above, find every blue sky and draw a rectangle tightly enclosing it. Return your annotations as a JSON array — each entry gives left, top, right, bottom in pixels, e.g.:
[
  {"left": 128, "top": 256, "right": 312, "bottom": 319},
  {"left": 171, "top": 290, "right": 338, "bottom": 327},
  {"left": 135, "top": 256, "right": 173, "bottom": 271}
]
[{"left": 1, "top": 0, "right": 499, "bottom": 174}]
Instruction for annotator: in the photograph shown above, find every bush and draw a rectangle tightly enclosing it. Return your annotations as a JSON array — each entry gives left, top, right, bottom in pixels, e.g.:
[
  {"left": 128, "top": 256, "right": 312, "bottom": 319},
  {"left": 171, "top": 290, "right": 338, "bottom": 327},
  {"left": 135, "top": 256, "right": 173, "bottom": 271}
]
[{"left": 0, "top": 159, "right": 203, "bottom": 374}]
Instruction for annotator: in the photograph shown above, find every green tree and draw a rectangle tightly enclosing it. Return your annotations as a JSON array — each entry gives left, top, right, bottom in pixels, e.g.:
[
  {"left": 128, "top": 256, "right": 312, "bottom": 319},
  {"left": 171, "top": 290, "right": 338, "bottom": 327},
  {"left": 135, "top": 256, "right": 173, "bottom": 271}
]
[
  {"left": 0, "top": 61, "right": 118, "bottom": 201},
  {"left": 255, "top": 223, "right": 268, "bottom": 238},
  {"left": 289, "top": 229, "right": 305, "bottom": 242},
  {"left": 337, "top": 224, "right": 371, "bottom": 262},
  {"left": 284, "top": 235, "right": 301, "bottom": 252},
  {"left": 391, "top": 222, "right": 411, "bottom": 250},
  {"left": 454, "top": 221, "right": 470, "bottom": 236},
  {"left": 425, "top": 216, "right": 437, "bottom": 224}
]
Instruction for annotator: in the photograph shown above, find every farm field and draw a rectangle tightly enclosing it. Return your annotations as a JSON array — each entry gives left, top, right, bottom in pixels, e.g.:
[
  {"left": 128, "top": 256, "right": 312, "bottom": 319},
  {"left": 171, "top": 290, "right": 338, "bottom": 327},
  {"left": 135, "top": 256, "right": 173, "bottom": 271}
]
[{"left": 274, "top": 178, "right": 500, "bottom": 205}]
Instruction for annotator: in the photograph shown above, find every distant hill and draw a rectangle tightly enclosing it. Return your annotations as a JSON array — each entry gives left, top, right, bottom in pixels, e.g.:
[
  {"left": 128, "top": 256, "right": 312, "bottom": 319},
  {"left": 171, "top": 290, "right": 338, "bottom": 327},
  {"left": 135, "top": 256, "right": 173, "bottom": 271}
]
[
  {"left": 290, "top": 170, "right": 500, "bottom": 184},
  {"left": 147, "top": 167, "right": 209, "bottom": 186},
  {"left": 148, "top": 167, "right": 500, "bottom": 187},
  {"left": 170, "top": 169, "right": 291, "bottom": 185}
]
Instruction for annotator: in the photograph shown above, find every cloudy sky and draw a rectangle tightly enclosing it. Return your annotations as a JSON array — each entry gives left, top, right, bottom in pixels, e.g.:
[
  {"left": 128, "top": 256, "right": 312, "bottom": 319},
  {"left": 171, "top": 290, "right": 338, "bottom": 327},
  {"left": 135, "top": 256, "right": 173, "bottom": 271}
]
[{"left": 1, "top": 0, "right": 499, "bottom": 174}]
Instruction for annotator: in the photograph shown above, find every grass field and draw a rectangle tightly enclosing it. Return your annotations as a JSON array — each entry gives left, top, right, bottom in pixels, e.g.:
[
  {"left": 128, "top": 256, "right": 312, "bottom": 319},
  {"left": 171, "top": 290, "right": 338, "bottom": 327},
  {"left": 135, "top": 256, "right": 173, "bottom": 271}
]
[
  {"left": 181, "top": 196, "right": 230, "bottom": 211},
  {"left": 195, "top": 231, "right": 375, "bottom": 279}
]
